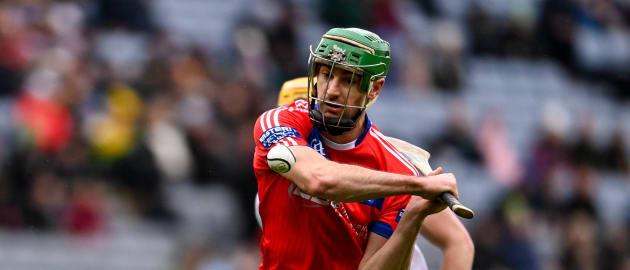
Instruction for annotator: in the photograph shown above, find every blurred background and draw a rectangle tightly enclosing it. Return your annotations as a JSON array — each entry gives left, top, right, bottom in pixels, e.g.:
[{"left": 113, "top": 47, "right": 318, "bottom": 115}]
[{"left": 0, "top": 0, "right": 628, "bottom": 269}]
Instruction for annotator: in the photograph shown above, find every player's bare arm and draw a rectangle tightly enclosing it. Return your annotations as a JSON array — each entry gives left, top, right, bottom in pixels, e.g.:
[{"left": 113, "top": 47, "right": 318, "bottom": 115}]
[
  {"left": 389, "top": 139, "right": 474, "bottom": 269},
  {"left": 275, "top": 145, "right": 459, "bottom": 202},
  {"left": 420, "top": 210, "right": 474, "bottom": 270},
  {"left": 359, "top": 210, "right": 426, "bottom": 270},
  {"left": 358, "top": 168, "right": 448, "bottom": 270}
]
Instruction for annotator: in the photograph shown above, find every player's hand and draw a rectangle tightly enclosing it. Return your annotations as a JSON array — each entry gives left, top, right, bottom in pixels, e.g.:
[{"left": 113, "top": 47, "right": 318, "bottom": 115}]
[
  {"left": 428, "top": 166, "right": 443, "bottom": 176},
  {"left": 406, "top": 167, "right": 448, "bottom": 216},
  {"left": 416, "top": 167, "right": 459, "bottom": 200},
  {"left": 405, "top": 195, "right": 448, "bottom": 218}
]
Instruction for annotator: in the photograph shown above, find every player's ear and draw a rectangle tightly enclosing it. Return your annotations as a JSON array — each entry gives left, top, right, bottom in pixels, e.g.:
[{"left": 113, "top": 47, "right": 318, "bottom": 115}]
[{"left": 368, "top": 78, "right": 385, "bottom": 100}]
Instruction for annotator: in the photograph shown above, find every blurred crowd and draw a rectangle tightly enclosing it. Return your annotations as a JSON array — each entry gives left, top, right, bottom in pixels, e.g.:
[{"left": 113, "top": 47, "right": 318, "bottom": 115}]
[
  {"left": 0, "top": 0, "right": 269, "bottom": 266},
  {"left": 425, "top": 99, "right": 630, "bottom": 269},
  {"left": 0, "top": 0, "right": 628, "bottom": 269},
  {"left": 465, "top": 0, "right": 630, "bottom": 99}
]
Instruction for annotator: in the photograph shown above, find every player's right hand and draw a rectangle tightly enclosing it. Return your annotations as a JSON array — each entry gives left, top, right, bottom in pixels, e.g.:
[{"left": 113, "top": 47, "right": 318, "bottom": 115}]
[
  {"left": 416, "top": 167, "right": 459, "bottom": 200},
  {"left": 405, "top": 195, "right": 448, "bottom": 218}
]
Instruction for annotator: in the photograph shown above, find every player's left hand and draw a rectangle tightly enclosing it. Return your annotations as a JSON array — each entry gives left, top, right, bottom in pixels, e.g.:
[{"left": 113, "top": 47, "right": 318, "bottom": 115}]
[{"left": 405, "top": 167, "right": 448, "bottom": 217}]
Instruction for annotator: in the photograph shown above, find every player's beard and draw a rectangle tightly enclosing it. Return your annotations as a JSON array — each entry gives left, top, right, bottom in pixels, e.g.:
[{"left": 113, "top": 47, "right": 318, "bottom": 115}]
[
  {"left": 311, "top": 99, "right": 365, "bottom": 138},
  {"left": 319, "top": 100, "right": 360, "bottom": 121}
]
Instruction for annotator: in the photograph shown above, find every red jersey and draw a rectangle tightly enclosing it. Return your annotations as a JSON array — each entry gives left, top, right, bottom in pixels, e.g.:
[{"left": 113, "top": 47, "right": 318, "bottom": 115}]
[{"left": 253, "top": 100, "right": 420, "bottom": 270}]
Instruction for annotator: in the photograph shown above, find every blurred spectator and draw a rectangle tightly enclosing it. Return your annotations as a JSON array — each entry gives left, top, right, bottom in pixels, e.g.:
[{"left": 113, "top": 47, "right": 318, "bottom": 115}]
[
  {"left": 210, "top": 80, "right": 262, "bottom": 240},
  {"left": 64, "top": 178, "right": 106, "bottom": 235},
  {"left": 570, "top": 113, "right": 601, "bottom": 168},
  {"left": 371, "top": 0, "right": 401, "bottom": 34},
  {"left": 600, "top": 225, "right": 630, "bottom": 270},
  {"left": 428, "top": 99, "right": 482, "bottom": 164},
  {"left": 0, "top": 2, "right": 31, "bottom": 97},
  {"left": 564, "top": 164, "right": 599, "bottom": 219},
  {"left": 477, "top": 110, "right": 523, "bottom": 187},
  {"left": 87, "top": 83, "right": 143, "bottom": 160},
  {"left": 472, "top": 217, "right": 507, "bottom": 269},
  {"left": 527, "top": 126, "right": 568, "bottom": 186},
  {"left": 526, "top": 102, "right": 571, "bottom": 188},
  {"left": 29, "top": 171, "right": 67, "bottom": 229},
  {"left": 14, "top": 81, "right": 74, "bottom": 153},
  {"left": 536, "top": 0, "right": 578, "bottom": 72},
  {"left": 88, "top": 0, "right": 155, "bottom": 32},
  {"left": 222, "top": 121, "right": 260, "bottom": 240},
  {"left": 466, "top": 2, "right": 536, "bottom": 58},
  {"left": 109, "top": 140, "right": 176, "bottom": 223},
  {"left": 524, "top": 104, "right": 584, "bottom": 221},
  {"left": 466, "top": 3, "right": 502, "bottom": 56},
  {"left": 561, "top": 212, "right": 599, "bottom": 270},
  {"left": 319, "top": 0, "right": 370, "bottom": 29},
  {"left": 574, "top": 0, "right": 629, "bottom": 74},
  {"left": 430, "top": 20, "right": 464, "bottom": 91},
  {"left": 411, "top": 0, "right": 440, "bottom": 18},
  {"left": 474, "top": 191, "right": 540, "bottom": 270},
  {"left": 601, "top": 126, "right": 630, "bottom": 174},
  {"left": 264, "top": 1, "right": 302, "bottom": 84},
  {"left": 146, "top": 94, "right": 194, "bottom": 182},
  {"left": 232, "top": 24, "right": 274, "bottom": 91},
  {"left": 398, "top": 40, "right": 431, "bottom": 92},
  {"left": 0, "top": 175, "right": 19, "bottom": 228},
  {"left": 498, "top": 194, "right": 540, "bottom": 270}
]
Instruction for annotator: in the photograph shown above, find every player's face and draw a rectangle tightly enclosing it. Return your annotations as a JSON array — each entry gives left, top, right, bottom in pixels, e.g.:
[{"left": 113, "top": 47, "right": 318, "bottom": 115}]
[{"left": 316, "top": 65, "right": 365, "bottom": 119}]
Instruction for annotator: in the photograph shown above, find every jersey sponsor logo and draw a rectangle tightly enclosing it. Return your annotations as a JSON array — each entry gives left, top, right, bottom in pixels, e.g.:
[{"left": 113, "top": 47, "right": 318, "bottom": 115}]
[
  {"left": 308, "top": 128, "right": 328, "bottom": 158},
  {"left": 288, "top": 183, "right": 329, "bottom": 206},
  {"left": 260, "top": 126, "right": 301, "bottom": 149},
  {"left": 310, "top": 138, "right": 326, "bottom": 157}
]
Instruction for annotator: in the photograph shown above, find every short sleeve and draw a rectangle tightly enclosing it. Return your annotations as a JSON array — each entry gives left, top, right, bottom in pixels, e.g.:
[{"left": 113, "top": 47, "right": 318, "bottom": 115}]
[
  {"left": 369, "top": 194, "right": 411, "bottom": 239},
  {"left": 253, "top": 104, "right": 311, "bottom": 165}
]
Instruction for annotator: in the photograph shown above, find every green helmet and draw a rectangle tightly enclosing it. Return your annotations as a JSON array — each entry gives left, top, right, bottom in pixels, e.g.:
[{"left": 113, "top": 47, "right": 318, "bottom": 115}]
[
  {"left": 307, "top": 28, "right": 391, "bottom": 136},
  {"left": 309, "top": 28, "right": 391, "bottom": 92}
]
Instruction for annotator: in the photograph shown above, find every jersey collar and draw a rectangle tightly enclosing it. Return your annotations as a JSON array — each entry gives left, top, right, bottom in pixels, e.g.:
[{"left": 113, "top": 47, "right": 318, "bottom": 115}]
[{"left": 320, "top": 115, "right": 372, "bottom": 150}]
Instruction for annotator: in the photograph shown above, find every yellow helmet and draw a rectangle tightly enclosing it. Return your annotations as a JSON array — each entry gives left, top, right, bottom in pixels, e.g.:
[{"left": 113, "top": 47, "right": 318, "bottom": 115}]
[{"left": 277, "top": 77, "right": 309, "bottom": 106}]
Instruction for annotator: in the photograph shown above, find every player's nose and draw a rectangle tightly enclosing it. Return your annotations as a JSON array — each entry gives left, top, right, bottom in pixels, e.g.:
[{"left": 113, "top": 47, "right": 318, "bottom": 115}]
[{"left": 324, "top": 77, "right": 344, "bottom": 100}]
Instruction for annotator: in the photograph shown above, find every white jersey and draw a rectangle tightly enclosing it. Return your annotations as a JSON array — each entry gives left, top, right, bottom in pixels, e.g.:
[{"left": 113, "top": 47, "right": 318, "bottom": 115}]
[{"left": 411, "top": 244, "right": 429, "bottom": 270}]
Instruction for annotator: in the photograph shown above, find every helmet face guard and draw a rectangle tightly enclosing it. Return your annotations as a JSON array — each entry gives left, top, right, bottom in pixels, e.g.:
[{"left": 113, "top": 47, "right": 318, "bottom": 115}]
[
  {"left": 307, "top": 28, "right": 391, "bottom": 136},
  {"left": 307, "top": 51, "right": 369, "bottom": 135}
]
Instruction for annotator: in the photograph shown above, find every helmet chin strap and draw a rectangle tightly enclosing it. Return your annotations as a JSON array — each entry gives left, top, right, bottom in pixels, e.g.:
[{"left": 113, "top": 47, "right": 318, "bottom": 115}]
[
  {"left": 309, "top": 89, "right": 367, "bottom": 136},
  {"left": 309, "top": 109, "right": 363, "bottom": 136}
]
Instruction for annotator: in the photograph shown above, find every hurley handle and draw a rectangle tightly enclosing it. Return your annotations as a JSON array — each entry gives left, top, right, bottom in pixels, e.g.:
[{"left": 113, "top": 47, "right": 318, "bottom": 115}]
[
  {"left": 440, "top": 193, "right": 474, "bottom": 219},
  {"left": 393, "top": 142, "right": 476, "bottom": 219}
]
